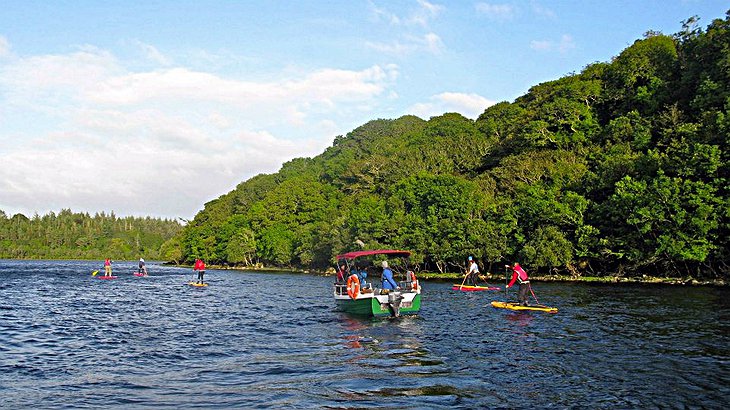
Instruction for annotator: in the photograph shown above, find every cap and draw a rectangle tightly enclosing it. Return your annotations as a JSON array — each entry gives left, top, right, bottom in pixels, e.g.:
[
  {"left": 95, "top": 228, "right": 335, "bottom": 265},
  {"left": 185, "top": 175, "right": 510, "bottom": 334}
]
[
  {"left": 140, "top": 258, "right": 144, "bottom": 262},
  {"left": 468, "top": 256, "right": 473, "bottom": 261},
  {"left": 382, "top": 261, "right": 388, "bottom": 268}
]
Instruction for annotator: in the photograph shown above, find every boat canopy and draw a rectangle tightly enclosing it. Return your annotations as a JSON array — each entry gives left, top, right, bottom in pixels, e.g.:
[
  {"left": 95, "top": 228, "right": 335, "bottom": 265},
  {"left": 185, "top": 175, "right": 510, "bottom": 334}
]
[{"left": 336, "top": 249, "right": 411, "bottom": 260}]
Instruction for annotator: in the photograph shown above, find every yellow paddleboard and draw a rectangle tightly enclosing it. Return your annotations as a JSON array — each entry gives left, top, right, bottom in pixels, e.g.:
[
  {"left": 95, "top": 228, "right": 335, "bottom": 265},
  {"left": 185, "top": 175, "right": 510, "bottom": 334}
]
[
  {"left": 188, "top": 282, "right": 209, "bottom": 287},
  {"left": 491, "top": 301, "right": 557, "bottom": 313}
]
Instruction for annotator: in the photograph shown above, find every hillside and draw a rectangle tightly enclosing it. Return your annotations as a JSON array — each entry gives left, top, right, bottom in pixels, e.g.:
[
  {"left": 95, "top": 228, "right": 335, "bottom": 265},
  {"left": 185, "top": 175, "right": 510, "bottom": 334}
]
[{"left": 174, "top": 13, "right": 729, "bottom": 280}]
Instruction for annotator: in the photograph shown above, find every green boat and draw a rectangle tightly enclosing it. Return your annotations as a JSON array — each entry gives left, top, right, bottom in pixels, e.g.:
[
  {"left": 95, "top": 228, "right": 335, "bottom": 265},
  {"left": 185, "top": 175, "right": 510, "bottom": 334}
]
[{"left": 333, "top": 250, "right": 422, "bottom": 317}]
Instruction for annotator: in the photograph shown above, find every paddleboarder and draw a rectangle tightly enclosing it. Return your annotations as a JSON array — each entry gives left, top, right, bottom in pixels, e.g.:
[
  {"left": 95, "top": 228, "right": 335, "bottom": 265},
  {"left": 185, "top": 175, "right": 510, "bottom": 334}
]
[
  {"left": 466, "top": 256, "right": 479, "bottom": 285},
  {"left": 194, "top": 258, "right": 206, "bottom": 284},
  {"left": 506, "top": 262, "right": 530, "bottom": 306},
  {"left": 138, "top": 258, "right": 148, "bottom": 276},
  {"left": 104, "top": 258, "right": 112, "bottom": 277}
]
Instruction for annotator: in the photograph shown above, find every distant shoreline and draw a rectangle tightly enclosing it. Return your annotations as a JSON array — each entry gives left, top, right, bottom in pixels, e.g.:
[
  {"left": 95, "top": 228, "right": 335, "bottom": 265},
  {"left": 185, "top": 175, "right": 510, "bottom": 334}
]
[{"left": 204, "top": 264, "right": 728, "bottom": 287}]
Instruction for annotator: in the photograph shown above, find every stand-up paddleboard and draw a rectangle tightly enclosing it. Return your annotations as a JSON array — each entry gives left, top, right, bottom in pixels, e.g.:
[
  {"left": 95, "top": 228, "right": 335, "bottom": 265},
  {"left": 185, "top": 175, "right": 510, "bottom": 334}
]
[
  {"left": 491, "top": 301, "right": 557, "bottom": 313},
  {"left": 97, "top": 276, "right": 118, "bottom": 280},
  {"left": 188, "top": 282, "right": 208, "bottom": 287},
  {"left": 133, "top": 272, "right": 147, "bottom": 277},
  {"left": 452, "top": 284, "right": 500, "bottom": 291}
]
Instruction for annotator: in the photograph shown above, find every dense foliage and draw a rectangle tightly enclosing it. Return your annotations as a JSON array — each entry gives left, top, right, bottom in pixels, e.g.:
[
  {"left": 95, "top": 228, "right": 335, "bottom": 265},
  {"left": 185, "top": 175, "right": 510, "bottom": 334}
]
[
  {"left": 0, "top": 209, "right": 182, "bottom": 261},
  {"left": 178, "top": 14, "right": 729, "bottom": 279}
]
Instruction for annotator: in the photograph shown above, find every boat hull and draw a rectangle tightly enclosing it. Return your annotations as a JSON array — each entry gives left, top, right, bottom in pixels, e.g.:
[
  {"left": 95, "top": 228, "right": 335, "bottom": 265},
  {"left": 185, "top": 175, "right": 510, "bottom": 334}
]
[{"left": 334, "top": 292, "right": 421, "bottom": 317}]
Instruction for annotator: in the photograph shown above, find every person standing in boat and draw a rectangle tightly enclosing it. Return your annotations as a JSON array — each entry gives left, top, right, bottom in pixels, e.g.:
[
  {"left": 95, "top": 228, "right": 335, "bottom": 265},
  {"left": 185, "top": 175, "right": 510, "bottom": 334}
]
[
  {"left": 104, "top": 258, "right": 112, "bottom": 277},
  {"left": 138, "top": 258, "right": 148, "bottom": 276},
  {"left": 506, "top": 262, "right": 530, "bottom": 306},
  {"left": 381, "top": 261, "right": 398, "bottom": 290},
  {"left": 466, "top": 256, "right": 480, "bottom": 285},
  {"left": 194, "top": 258, "right": 206, "bottom": 284}
]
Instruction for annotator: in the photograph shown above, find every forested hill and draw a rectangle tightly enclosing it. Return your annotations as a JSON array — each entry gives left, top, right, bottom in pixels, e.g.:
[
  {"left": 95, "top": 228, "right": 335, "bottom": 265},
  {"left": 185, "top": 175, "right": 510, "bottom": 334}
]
[
  {"left": 175, "top": 13, "right": 729, "bottom": 280},
  {"left": 0, "top": 209, "right": 182, "bottom": 261}
]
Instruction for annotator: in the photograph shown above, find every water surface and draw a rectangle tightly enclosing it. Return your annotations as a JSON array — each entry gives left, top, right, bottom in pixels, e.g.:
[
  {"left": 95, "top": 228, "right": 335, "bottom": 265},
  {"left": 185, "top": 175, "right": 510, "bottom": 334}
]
[{"left": 1, "top": 259, "right": 728, "bottom": 408}]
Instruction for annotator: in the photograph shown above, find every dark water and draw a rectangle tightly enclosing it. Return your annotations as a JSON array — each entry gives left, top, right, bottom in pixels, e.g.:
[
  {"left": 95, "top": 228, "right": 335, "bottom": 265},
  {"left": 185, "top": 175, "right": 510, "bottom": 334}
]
[{"left": 1, "top": 259, "right": 728, "bottom": 409}]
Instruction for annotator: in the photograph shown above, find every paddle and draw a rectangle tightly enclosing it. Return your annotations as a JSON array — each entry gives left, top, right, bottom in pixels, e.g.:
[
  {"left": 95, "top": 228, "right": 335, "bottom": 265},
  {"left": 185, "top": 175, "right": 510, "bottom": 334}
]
[
  {"left": 92, "top": 270, "right": 99, "bottom": 277},
  {"left": 528, "top": 283, "right": 541, "bottom": 305},
  {"left": 504, "top": 265, "right": 510, "bottom": 300},
  {"left": 458, "top": 270, "right": 468, "bottom": 290}
]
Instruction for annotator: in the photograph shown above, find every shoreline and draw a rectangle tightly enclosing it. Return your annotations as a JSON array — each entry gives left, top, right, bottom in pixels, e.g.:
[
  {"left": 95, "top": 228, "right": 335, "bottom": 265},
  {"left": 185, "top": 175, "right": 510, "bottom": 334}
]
[{"left": 206, "top": 264, "right": 728, "bottom": 287}]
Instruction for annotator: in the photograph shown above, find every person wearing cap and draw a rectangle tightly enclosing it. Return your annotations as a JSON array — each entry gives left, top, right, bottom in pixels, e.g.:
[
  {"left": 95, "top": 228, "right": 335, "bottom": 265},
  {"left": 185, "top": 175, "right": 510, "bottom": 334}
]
[
  {"left": 506, "top": 262, "right": 530, "bottom": 306},
  {"left": 466, "top": 256, "right": 480, "bottom": 285},
  {"left": 381, "top": 260, "right": 398, "bottom": 290},
  {"left": 138, "top": 258, "right": 148, "bottom": 276}
]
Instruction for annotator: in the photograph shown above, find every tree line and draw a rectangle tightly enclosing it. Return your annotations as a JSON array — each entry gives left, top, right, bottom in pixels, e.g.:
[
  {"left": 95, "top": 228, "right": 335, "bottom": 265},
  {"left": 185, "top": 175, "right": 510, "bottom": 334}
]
[
  {"left": 175, "top": 14, "right": 729, "bottom": 279},
  {"left": 0, "top": 209, "right": 182, "bottom": 261}
]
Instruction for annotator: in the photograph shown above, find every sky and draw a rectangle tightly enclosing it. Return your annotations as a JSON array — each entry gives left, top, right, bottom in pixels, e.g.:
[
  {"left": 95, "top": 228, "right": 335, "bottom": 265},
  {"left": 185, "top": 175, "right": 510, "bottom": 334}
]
[{"left": 1, "top": 1, "right": 727, "bottom": 221}]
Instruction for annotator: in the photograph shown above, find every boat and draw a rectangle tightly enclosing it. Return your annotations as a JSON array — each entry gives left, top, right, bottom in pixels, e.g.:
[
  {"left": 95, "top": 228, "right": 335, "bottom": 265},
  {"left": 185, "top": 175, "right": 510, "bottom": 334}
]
[
  {"left": 452, "top": 284, "right": 500, "bottom": 291},
  {"left": 333, "top": 250, "right": 421, "bottom": 317},
  {"left": 490, "top": 301, "right": 558, "bottom": 313}
]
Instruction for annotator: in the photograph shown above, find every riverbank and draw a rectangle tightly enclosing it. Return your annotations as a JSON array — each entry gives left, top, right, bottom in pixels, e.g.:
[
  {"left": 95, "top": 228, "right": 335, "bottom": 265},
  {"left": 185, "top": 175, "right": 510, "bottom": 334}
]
[{"left": 203, "top": 263, "right": 727, "bottom": 287}]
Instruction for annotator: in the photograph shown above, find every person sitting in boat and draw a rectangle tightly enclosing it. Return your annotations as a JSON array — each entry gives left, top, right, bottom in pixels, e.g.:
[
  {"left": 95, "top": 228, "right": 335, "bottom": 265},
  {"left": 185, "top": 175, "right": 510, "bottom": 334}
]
[
  {"left": 466, "top": 256, "right": 479, "bottom": 285},
  {"left": 506, "top": 262, "right": 530, "bottom": 306},
  {"left": 356, "top": 267, "right": 368, "bottom": 288},
  {"left": 381, "top": 261, "right": 399, "bottom": 291},
  {"left": 336, "top": 263, "right": 347, "bottom": 283},
  {"left": 138, "top": 258, "right": 148, "bottom": 276}
]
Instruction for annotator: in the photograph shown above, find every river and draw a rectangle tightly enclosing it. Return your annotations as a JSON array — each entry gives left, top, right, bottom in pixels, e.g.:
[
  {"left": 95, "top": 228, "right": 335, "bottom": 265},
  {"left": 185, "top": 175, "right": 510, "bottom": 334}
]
[{"left": 1, "top": 259, "right": 728, "bottom": 408}]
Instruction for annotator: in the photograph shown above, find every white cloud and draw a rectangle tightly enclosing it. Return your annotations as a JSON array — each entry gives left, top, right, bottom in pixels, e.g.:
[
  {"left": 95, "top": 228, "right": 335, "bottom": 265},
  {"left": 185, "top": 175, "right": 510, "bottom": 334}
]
[
  {"left": 475, "top": 3, "right": 515, "bottom": 20},
  {"left": 366, "top": 32, "right": 444, "bottom": 56},
  {"left": 0, "top": 36, "right": 10, "bottom": 58},
  {"left": 0, "top": 46, "right": 399, "bottom": 219},
  {"left": 132, "top": 40, "right": 172, "bottom": 66},
  {"left": 530, "top": 34, "right": 576, "bottom": 54},
  {"left": 408, "top": 92, "right": 495, "bottom": 119}
]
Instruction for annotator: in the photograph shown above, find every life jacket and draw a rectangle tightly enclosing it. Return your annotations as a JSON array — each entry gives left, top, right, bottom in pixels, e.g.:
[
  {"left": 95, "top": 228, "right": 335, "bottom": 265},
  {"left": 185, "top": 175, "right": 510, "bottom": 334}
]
[{"left": 514, "top": 264, "right": 529, "bottom": 283}]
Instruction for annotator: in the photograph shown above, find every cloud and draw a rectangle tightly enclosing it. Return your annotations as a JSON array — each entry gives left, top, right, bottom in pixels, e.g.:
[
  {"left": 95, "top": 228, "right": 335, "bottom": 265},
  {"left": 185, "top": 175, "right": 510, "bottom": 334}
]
[
  {"left": 0, "top": 36, "right": 10, "bottom": 58},
  {"left": 530, "top": 34, "right": 576, "bottom": 54},
  {"left": 366, "top": 32, "right": 444, "bottom": 55},
  {"left": 0, "top": 46, "right": 399, "bottom": 218},
  {"left": 475, "top": 3, "right": 515, "bottom": 20},
  {"left": 371, "top": 0, "right": 443, "bottom": 27},
  {"left": 408, "top": 92, "right": 495, "bottom": 119}
]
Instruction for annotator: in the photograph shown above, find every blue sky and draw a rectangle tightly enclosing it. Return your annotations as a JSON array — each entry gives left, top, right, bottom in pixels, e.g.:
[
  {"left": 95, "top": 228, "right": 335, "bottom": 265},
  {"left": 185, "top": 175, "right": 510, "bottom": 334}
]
[{"left": 1, "top": 1, "right": 727, "bottom": 220}]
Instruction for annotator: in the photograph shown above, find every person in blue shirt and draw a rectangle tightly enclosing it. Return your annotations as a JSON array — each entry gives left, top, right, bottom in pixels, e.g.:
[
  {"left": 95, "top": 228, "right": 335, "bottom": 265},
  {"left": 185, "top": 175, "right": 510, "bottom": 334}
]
[
  {"left": 349, "top": 265, "right": 366, "bottom": 287},
  {"left": 381, "top": 260, "right": 399, "bottom": 290}
]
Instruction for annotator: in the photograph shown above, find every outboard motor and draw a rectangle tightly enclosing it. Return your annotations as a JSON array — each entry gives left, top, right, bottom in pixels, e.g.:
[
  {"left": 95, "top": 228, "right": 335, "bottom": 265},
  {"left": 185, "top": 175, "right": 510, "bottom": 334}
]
[{"left": 388, "top": 291, "right": 404, "bottom": 317}]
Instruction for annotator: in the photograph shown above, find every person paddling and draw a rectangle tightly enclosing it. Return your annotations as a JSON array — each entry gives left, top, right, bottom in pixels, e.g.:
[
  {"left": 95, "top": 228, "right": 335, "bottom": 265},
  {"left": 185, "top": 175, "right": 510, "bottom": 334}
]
[
  {"left": 194, "top": 258, "right": 206, "bottom": 284},
  {"left": 466, "top": 256, "right": 480, "bottom": 286},
  {"left": 104, "top": 258, "right": 112, "bottom": 277},
  {"left": 138, "top": 258, "right": 148, "bottom": 276},
  {"left": 506, "top": 262, "right": 530, "bottom": 306}
]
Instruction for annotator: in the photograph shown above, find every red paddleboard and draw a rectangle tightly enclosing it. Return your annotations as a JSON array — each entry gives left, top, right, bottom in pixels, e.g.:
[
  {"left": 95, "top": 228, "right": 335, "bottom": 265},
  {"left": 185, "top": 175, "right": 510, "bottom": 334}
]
[
  {"left": 452, "top": 284, "right": 500, "bottom": 291},
  {"left": 97, "top": 276, "right": 118, "bottom": 280},
  {"left": 133, "top": 272, "right": 147, "bottom": 277}
]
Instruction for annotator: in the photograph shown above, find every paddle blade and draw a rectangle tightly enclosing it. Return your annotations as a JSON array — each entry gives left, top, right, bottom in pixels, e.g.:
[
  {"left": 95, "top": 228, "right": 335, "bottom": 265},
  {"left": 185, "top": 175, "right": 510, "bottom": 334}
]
[{"left": 92, "top": 270, "right": 98, "bottom": 276}]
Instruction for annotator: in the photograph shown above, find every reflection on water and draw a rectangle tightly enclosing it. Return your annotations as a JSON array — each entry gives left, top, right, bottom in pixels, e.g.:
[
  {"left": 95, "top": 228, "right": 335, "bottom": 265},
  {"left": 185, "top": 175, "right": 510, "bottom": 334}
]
[{"left": 0, "top": 259, "right": 728, "bottom": 408}]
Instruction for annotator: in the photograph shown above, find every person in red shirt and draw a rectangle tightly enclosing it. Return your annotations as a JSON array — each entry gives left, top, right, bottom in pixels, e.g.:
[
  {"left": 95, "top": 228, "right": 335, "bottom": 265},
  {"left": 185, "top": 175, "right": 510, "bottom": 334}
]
[
  {"left": 506, "top": 262, "right": 530, "bottom": 306},
  {"left": 336, "top": 263, "right": 347, "bottom": 283},
  {"left": 194, "top": 258, "right": 206, "bottom": 284}
]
